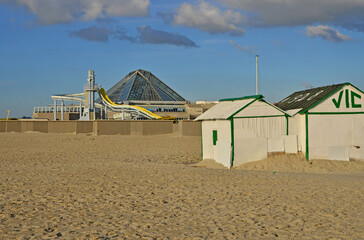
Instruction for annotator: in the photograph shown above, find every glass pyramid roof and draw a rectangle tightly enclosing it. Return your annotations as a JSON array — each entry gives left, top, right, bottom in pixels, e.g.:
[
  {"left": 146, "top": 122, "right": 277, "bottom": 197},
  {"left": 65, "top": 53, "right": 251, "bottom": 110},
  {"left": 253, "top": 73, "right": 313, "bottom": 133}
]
[{"left": 103, "top": 69, "right": 186, "bottom": 103}]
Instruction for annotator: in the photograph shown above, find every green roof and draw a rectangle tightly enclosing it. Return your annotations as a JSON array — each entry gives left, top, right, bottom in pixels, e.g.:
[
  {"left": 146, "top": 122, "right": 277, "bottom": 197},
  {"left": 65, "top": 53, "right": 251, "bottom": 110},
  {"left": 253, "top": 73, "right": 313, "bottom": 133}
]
[
  {"left": 276, "top": 83, "right": 347, "bottom": 113},
  {"left": 219, "top": 94, "right": 263, "bottom": 102}
]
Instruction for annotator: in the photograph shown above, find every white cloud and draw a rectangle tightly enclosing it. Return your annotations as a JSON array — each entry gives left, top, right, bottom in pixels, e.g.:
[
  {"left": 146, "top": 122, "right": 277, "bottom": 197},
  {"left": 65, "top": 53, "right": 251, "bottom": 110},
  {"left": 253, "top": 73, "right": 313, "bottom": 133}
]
[
  {"left": 229, "top": 40, "right": 257, "bottom": 53},
  {"left": 306, "top": 25, "right": 352, "bottom": 42},
  {"left": 174, "top": 1, "right": 245, "bottom": 36},
  {"left": 0, "top": 0, "right": 150, "bottom": 24},
  {"left": 218, "top": 0, "right": 364, "bottom": 28}
]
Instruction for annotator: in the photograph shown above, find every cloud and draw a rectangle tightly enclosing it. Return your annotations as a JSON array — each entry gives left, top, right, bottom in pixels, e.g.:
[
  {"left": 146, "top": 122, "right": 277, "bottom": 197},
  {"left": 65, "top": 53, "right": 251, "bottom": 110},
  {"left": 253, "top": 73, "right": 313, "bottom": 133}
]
[
  {"left": 0, "top": 0, "right": 150, "bottom": 25},
  {"left": 218, "top": 0, "right": 364, "bottom": 28},
  {"left": 306, "top": 25, "right": 352, "bottom": 42},
  {"left": 115, "top": 30, "right": 138, "bottom": 43},
  {"left": 96, "top": 17, "right": 117, "bottom": 25},
  {"left": 69, "top": 26, "right": 113, "bottom": 42},
  {"left": 157, "top": 12, "right": 174, "bottom": 24},
  {"left": 229, "top": 40, "right": 257, "bottom": 54},
  {"left": 338, "top": 22, "right": 364, "bottom": 32},
  {"left": 69, "top": 25, "right": 197, "bottom": 47},
  {"left": 173, "top": 1, "right": 245, "bottom": 36},
  {"left": 137, "top": 26, "right": 198, "bottom": 47}
]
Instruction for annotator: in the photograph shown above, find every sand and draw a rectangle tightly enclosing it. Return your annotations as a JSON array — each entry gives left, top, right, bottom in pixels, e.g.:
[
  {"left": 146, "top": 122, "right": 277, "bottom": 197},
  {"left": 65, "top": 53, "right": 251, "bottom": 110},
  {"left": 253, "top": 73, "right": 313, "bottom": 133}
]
[
  {"left": 190, "top": 159, "right": 228, "bottom": 169},
  {"left": 1, "top": 132, "right": 363, "bottom": 239},
  {"left": 234, "top": 154, "right": 364, "bottom": 174}
]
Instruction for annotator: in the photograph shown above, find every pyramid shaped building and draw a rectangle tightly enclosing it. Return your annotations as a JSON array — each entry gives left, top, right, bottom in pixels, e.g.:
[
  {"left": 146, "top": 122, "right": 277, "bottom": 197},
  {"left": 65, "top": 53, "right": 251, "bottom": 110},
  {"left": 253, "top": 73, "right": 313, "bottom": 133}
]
[{"left": 104, "top": 69, "right": 186, "bottom": 103}]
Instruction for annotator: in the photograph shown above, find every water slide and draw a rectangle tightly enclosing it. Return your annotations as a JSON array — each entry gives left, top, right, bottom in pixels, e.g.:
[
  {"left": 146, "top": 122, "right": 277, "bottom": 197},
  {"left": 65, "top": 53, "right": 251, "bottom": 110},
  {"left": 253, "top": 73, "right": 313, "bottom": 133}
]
[
  {"left": 51, "top": 93, "right": 103, "bottom": 108},
  {"left": 98, "top": 88, "right": 162, "bottom": 120}
]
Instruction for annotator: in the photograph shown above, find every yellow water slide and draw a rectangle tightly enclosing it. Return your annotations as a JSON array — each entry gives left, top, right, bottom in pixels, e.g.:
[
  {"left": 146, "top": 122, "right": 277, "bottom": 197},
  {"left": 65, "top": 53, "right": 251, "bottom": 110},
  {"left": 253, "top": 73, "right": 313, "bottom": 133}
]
[{"left": 98, "top": 88, "right": 162, "bottom": 119}]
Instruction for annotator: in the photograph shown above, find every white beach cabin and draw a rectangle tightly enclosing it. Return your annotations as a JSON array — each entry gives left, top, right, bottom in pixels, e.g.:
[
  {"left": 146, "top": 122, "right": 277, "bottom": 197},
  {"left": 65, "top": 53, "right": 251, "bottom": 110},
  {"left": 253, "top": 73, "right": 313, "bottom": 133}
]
[
  {"left": 195, "top": 95, "right": 297, "bottom": 168},
  {"left": 276, "top": 83, "right": 364, "bottom": 161}
]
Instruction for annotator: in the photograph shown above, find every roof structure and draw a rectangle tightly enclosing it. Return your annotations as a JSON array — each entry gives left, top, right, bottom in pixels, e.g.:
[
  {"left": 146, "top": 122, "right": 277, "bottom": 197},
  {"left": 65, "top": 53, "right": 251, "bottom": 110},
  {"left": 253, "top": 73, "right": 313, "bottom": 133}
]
[
  {"left": 195, "top": 95, "right": 263, "bottom": 120},
  {"left": 276, "top": 83, "right": 348, "bottom": 113},
  {"left": 102, "top": 69, "right": 186, "bottom": 103},
  {"left": 219, "top": 95, "right": 263, "bottom": 102}
]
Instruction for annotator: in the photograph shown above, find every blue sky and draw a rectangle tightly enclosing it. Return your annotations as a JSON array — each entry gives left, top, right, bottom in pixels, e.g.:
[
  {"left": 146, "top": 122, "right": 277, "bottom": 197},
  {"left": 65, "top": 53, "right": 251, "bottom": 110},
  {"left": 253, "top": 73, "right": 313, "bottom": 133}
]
[{"left": 1, "top": 0, "right": 364, "bottom": 118}]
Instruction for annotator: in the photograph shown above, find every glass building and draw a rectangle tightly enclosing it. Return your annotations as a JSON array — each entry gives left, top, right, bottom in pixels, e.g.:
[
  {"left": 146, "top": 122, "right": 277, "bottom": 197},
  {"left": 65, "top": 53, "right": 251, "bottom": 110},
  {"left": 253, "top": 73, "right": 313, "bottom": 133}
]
[{"left": 104, "top": 69, "right": 186, "bottom": 103}]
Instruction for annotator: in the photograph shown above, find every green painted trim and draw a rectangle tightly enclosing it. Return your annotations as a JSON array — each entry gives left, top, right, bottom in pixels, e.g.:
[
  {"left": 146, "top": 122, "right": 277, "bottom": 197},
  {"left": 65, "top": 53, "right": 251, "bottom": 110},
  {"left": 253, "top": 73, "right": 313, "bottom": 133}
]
[
  {"left": 219, "top": 95, "right": 263, "bottom": 102},
  {"left": 300, "top": 83, "right": 364, "bottom": 114},
  {"left": 300, "top": 84, "right": 347, "bottom": 114},
  {"left": 200, "top": 122, "right": 203, "bottom": 160},
  {"left": 305, "top": 113, "right": 309, "bottom": 161},
  {"left": 213, "top": 130, "right": 218, "bottom": 146},
  {"left": 308, "top": 112, "right": 364, "bottom": 115},
  {"left": 230, "top": 118, "right": 235, "bottom": 167},
  {"left": 286, "top": 115, "right": 289, "bottom": 135},
  {"left": 332, "top": 90, "right": 343, "bottom": 108},
  {"left": 345, "top": 89, "right": 350, "bottom": 108},
  {"left": 348, "top": 82, "right": 364, "bottom": 95},
  {"left": 351, "top": 91, "right": 362, "bottom": 108},
  {"left": 261, "top": 99, "right": 291, "bottom": 117},
  {"left": 228, "top": 98, "right": 259, "bottom": 119},
  {"left": 233, "top": 115, "right": 285, "bottom": 119}
]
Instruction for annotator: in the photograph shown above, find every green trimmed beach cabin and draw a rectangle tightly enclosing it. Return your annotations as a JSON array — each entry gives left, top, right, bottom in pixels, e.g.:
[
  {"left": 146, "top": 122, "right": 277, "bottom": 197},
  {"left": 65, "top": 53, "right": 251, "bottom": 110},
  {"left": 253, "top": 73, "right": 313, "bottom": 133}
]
[
  {"left": 195, "top": 95, "right": 295, "bottom": 168},
  {"left": 276, "top": 83, "right": 364, "bottom": 161}
]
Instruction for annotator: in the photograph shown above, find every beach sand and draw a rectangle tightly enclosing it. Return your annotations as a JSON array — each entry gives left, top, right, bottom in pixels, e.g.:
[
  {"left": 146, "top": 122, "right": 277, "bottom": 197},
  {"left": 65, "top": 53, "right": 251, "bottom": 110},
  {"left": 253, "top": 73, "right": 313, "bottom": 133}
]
[{"left": 1, "top": 132, "right": 363, "bottom": 239}]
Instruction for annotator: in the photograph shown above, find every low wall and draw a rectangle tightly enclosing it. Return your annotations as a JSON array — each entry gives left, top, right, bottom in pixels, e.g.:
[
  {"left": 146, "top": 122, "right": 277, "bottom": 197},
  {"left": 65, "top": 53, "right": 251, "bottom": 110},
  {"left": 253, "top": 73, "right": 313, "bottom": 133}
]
[
  {"left": 130, "top": 121, "right": 142, "bottom": 135},
  {"left": 173, "top": 123, "right": 180, "bottom": 135},
  {"left": 0, "top": 121, "right": 5, "bottom": 132},
  {"left": 0, "top": 120, "right": 202, "bottom": 136},
  {"left": 20, "top": 121, "right": 34, "bottom": 132},
  {"left": 76, "top": 121, "right": 94, "bottom": 134},
  {"left": 20, "top": 120, "right": 49, "bottom": 133},
  {"left": 180, "top": 121, "right": 201, "bottom": 136},
  {"left": 95, "top": 120, "right": 174, "bottom": 135},
  {"left": 94, "top": 121, "right": 131, "bottom": 135},
  {"left": 0, "top": 121, "right": 21, "bottom": 132},
  {"left": 132, "top": 121, "right": 174, "bottom": 135},
  {"left": 33, "top": 121, "right": 49, "bottom": 133},
  {"left": 48, "top": 121, "right": 76, "bottom": 133}
]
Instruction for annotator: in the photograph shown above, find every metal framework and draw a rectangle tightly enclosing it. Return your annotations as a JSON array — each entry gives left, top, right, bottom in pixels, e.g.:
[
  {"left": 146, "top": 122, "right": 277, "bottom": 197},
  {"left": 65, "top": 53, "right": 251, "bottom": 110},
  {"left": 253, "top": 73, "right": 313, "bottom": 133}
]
[{"left": 103, "top": 69, "right": 186, "bottom": 104}]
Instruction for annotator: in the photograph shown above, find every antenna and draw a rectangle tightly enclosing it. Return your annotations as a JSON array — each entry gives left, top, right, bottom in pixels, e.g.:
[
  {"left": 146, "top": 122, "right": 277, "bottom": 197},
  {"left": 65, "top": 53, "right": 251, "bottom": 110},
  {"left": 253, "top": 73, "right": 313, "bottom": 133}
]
[{"left": 256, "top": 55, "right": 259, "bottom": 95}]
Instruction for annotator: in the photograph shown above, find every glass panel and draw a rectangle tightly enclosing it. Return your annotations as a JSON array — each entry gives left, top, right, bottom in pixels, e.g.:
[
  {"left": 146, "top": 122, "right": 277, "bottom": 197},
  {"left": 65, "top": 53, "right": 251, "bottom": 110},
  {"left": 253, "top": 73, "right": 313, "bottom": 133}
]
[
  {"left": 117, "top": 75, "right": 135, "bottom": 102},
  {"left": 128, "top": 75, "right": 148, "bottom": 100},
  {"left": 154, "top": 88, "right": 174, "bottom": 101},
  {"left": 103, "top": 71, "right": 136, "bottom": 103},
  {"left": 141, "top": 84, "right": 162, "bottom": 101},
  {"left": 148, "top": 74, "right": 185, "bottom": 101}
]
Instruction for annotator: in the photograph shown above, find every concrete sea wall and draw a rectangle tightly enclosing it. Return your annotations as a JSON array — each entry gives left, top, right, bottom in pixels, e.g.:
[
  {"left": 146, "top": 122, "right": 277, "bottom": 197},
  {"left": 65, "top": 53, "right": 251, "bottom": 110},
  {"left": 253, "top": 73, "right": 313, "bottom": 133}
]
[{"left": 0, "top": 120, "right": 201, "bottom": 136}]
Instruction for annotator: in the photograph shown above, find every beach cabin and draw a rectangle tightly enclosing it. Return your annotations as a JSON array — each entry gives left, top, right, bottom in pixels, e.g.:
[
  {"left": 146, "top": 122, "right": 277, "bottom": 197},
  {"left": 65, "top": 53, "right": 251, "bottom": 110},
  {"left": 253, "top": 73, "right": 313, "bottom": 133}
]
[
  {"left": 195, "top": 95, "right": 297, "bottom": 168},
  {"left": 276, "top": 83, "right": 364, "bottom": 161}
]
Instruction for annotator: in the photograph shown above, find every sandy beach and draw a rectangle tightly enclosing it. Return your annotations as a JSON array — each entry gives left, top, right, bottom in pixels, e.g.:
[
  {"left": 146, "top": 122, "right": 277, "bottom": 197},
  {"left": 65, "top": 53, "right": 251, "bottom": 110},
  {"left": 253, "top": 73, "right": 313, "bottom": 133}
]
[{"left": 1, "top": 132, "right": 363, "bottom": 239}]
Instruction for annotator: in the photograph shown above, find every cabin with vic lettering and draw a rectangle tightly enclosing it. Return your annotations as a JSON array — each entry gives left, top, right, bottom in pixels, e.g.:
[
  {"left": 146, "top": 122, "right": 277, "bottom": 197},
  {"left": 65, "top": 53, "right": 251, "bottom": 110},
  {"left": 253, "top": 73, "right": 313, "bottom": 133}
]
[{"left": 276, "top": 83, "right": 364, "bottom": 161}]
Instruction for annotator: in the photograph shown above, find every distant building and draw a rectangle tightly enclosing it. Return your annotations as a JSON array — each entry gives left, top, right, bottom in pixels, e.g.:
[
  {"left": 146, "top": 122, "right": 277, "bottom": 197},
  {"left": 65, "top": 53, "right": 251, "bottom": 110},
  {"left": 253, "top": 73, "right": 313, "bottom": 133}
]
[
  {"left": 33, "top": 69, "right": 216, "bottom": 120},
  {"left": 103, "top": 69, "right": 185, "bottom": 103},
  {"left": 98, "top": 69, "right": 216, "bottom": 120},
  {"left": 98, "top": 69, "right": 187, "bottom": 119}
]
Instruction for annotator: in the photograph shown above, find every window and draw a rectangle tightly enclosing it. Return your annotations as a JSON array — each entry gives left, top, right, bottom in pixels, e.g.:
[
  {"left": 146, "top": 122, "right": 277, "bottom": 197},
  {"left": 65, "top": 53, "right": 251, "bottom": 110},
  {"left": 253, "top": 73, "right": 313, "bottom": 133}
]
[{"left": 213, "top": 130, "right": 218, "bottom": 146}]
